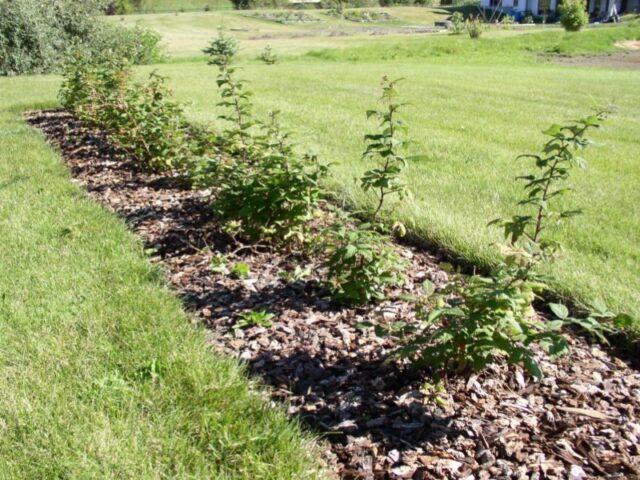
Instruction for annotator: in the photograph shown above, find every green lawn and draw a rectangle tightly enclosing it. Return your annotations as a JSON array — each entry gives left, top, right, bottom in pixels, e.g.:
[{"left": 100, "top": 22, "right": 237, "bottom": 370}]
[
  {"left": 106, "top": 7, "right": 452, "bottom": 58},
  {"left": 0, "top": 13, "right": 638, "bottom": 477},
  {"left": 0, "top": 77, "right": 325, "bottom": 478},
  {"left": 138, "top": 23, "right": 640, "bottom": 323},
  {"left": 125, "top": 0, "right": 233, "bottom": 13}
]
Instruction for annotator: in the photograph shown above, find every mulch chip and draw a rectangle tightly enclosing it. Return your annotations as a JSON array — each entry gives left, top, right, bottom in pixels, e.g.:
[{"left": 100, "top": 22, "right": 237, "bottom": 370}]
[{"left": 26, "top": 109, "right": 640, "bottom": 479}]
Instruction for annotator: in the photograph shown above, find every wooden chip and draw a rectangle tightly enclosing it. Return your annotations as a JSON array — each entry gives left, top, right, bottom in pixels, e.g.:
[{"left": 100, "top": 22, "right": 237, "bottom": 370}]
[{"left": 556, "top": 406, "right": 616, "bottom": 421}]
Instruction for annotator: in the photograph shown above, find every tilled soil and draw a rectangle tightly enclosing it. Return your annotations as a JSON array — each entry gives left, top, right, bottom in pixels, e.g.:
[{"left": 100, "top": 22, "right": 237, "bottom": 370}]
[
  {"left": 27, "top": 109, "right": 640, "bottom": 479},
  {"left": 549, "top": 50, "right": 640, "bottom": 69}
]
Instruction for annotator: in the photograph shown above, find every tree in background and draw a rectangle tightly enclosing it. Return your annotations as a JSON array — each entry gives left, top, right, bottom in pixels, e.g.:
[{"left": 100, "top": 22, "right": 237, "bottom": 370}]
[
  {"left": 559, "top": 0, "right": 589, "bottom": 31},
  {"left": 0, "top": 0, "right": 162, "bottom": 76}
]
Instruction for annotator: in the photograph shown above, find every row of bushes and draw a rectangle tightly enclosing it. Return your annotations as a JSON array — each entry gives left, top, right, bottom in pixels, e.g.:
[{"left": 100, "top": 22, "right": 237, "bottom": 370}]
[
  {"left": 0, "top": 0, "right": 162, "bottom": 76},
  {"left": 59, "top": 35, "right": 629, "bottom": 383},
  {"left": 59, "top": 51, "right": 206, "bottom": 171}
]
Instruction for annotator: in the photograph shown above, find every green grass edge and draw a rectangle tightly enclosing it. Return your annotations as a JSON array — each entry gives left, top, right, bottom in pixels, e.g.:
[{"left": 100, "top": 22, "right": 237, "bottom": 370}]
[{"left": 0, "top": 104, "right": 327, "bottom": 479}]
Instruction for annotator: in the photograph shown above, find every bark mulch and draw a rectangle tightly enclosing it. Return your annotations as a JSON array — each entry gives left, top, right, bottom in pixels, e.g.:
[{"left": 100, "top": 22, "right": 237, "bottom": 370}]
[{"left": 27, "top": 109, "right": 640, "bottom": 480}]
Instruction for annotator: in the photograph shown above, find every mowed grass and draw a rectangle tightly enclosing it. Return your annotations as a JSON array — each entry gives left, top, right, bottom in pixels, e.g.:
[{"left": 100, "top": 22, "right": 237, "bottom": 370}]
[
  {"left": 105, "top": 7, "right": 452, "bottom": 58},
  {"left": 140, "top": 23, "right": 640, "bottom": 324},
  {"left": 128, "top": 0, "right": 233, "bottom": 12},
  {"left": 0, "top": 77, "right": 326, "bottom": 478}
]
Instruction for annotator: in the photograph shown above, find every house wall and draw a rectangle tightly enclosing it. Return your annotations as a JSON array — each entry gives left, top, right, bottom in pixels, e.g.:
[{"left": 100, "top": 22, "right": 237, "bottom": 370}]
[
  {"left": 527, "top": 0, "right": 539, "bottom": 13},
  {"left": 484, "top": 0, "right": 635, "bottom": 15},
  {"left": 593, "top": 0, "right": 624, "bottom": 14}
]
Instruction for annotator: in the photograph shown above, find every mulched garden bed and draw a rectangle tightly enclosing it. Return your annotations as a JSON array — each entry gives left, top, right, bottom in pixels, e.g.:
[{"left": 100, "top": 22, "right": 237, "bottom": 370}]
[{"left": 27, "top": 109, "right": 640, "bottom": 480}]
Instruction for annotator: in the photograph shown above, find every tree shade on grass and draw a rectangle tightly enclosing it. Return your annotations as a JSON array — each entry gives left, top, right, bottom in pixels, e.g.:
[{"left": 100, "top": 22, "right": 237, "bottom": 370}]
[{"left": 0, "top": 89, "right": 325, "bottom": 478}]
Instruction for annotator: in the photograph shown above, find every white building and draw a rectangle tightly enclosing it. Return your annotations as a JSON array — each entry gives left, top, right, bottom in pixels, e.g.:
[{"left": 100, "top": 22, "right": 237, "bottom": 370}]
[{"left": 479, "top": 0, "right": 638, "bottom": 18}]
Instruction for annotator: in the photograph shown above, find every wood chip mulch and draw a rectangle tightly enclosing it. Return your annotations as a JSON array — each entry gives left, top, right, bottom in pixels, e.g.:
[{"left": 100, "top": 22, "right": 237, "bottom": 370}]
[{"left": 26, "top": 109, "right": 640, "bottom": 480}]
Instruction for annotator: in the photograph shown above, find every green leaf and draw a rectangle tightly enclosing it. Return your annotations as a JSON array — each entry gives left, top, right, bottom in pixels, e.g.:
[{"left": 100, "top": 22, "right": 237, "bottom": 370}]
[
  {"left": 344, "top": 245, "right": 358, "bottom": 259},
  {"left": 523, "top": 354, "right": 543, "bottom": 381},
  {"left": 549, "top": 303, "right": 569, "bottom": 320},
  {"left": 422, "top": 280, "right": 435, "bottom": 297},
  {"left": 542, "top": 124, "right": 562, "bottom": 137},
  {"left": 613, "top": 313, "right": 634, "bottom": 329}
]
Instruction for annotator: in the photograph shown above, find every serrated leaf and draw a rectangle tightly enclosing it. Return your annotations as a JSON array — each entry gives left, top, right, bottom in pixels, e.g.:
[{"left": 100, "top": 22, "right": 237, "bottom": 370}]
[{"left": 549, "top": 303, "right": 569, "bottom": 320}]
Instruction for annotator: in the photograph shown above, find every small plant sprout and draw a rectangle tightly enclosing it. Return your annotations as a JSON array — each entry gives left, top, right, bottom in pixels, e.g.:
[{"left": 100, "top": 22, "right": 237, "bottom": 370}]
[
  {"left": 259, "top": 44, "right": 277, "bottom": 65},
  {"left": 230, "top": 262, "right": 251, "bottom": 279},
  {"left": 234, "top": 310, "right": 275, "bottom": 330},
  {"left": 361, "top": 76, "right": 409, "bottom": 221},
  {"left": 279, "top": 265, "right": 311, "bottom": 282},
  {"left": 210, "top": 253, "right": 229, "bottom": 274}
]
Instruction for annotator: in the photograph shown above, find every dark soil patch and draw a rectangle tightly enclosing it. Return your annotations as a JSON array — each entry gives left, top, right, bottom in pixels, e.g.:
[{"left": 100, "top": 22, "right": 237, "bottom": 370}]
[
  {"left": 549, "top": 50, "right": 640, "bottom": 69},
  {"left": 27, "top": 109, "right": 640, "bottom": 479}
]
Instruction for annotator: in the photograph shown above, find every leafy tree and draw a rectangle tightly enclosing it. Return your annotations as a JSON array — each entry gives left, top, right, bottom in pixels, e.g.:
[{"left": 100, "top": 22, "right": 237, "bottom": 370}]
[
  {"left": 0, "top": 0, "right": 160, "bottom": 76},
  {"left": 559, "top": 0, "right": 589, "bottom": 31}
]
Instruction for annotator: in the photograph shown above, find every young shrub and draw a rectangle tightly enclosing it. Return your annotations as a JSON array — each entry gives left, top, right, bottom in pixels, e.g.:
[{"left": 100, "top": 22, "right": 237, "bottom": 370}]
[
  {"left": 113, "top": 72, "right": 192, "bottom": 172},
  {"left": 500, "top": 14, "right": 515, "bottom": 29},
  {"left": 323, "top": 216, "right": 406, "bottom": 305},
  {"left": 94, "top": 24, "right": 164, "bottom": 65},
  {"left": 201, "top": 45, "right": 329, "bottom": 245},
  {"left": 203, "top": 27, "right": 238, "bottom": 68},
  {"left": 59, "top": 47, "right": 100, "bottom": 112},
  {"left": 59, "top": 52, "right": 194, "bottom": 173},
  {"left": 558, "top": 0, "right": 589, "bottom": 32},
  {"left": 234, "top": 310, "right": 275, "bottom": 330},
  {"left": 215, "top": 66, "right": 258, "bottom": 163},
  {"left": 230, "top": 262, "right": 251, "bottom": 279},
  {"left": 393, "top": 111, "right": 613, "bottom": 380},
  {"left": 492, "top": 111, "right": 611, "bottom": 247},
  {"left": 407, "top": 259, "right": 566, "bottom": 379},
  {"left": 361, "top": 76, "right": 409, "bottom": 221},
  {"left": 66, "top": 53, "right": 132, "bottom": 130},
  {"left": 213, "top": 146, "right": 328, "bottom": 244},
  {"left": 449, "top": 11, "right": 465, "bottom": 34},
  {"left": 259, "top": 44, "right": 277, "bottom": 65},
  {"left": 466, "top": 16, "right": 486, "bottom": 39}
]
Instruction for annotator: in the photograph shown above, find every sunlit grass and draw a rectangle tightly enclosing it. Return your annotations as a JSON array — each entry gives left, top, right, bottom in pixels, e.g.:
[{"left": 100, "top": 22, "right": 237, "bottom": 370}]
[
  {"left": 144, "top": 24, "right": 640, "bottom": 322},
  {"left": 0, "top": 79, "right": 326, "bottom": 479},
  {"left": 104, "top": 7, "right": 453, "bottom": 58}
]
